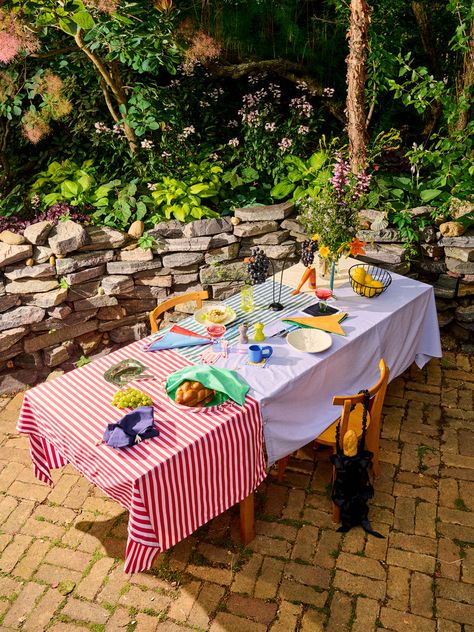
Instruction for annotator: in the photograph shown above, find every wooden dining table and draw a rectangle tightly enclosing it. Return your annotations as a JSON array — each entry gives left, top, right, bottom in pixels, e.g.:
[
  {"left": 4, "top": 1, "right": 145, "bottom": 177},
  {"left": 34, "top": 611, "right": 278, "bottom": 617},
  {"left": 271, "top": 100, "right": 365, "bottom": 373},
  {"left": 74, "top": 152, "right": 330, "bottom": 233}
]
[{"left": 17, "top": 259, "right": 441, "bottom": 573}]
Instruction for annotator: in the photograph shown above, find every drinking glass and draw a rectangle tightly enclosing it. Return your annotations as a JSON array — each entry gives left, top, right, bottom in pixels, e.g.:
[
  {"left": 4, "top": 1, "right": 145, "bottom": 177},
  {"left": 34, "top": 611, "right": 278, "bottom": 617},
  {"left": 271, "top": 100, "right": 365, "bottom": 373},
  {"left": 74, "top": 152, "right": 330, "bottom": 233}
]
[{"left": 240, "top": 285, "right": 254, "bottom": 312}]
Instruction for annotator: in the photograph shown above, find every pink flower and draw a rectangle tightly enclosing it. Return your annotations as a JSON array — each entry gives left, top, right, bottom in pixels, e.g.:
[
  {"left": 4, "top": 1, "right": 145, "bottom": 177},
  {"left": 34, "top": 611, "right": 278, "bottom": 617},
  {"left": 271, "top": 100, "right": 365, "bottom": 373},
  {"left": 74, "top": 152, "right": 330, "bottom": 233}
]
[
  {"left": 265, "top": 122, "right": 276, "bottom": 132},
  {"left": 323, "top": 87, "right": 335, "bottom": 98},
  {"left": 228, "top": 138, "right": 239, "bottom": 147},
  {"left": 177, "top": 125, "right": 195, "bottom": 141},
  {"left": 22, "top": 112, "right": 51, "bottom": 144},
  {"left": 278, "top": 138, "right": 293, "bottom": 153},
  {"left": 94, "top": 121, "right": 110, "bottom": 134},
  {"left": 297, "top": 125, "right": 309, "bottom": 135},
  {"left": 0, "top": 10, "right": 39, "bottom": 63},
  {"left": 0, "top": 32, "right": 19, "bottom": 64}
]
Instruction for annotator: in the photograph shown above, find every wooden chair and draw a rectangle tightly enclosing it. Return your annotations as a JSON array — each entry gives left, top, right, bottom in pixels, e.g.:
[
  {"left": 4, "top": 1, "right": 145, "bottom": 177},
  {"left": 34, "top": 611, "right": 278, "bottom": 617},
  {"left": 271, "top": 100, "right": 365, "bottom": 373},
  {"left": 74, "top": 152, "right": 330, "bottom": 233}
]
[
  {"left": 277, "top": 359, "right": 390, "bottom": 521},
  {"left": 149, "top": 291, "right": 209, "bottom": 333}
]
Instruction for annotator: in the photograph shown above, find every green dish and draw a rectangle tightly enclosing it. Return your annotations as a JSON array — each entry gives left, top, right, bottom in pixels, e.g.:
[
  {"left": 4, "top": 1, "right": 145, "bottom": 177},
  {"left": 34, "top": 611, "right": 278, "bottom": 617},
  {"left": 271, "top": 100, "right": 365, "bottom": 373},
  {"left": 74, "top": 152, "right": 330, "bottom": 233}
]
[{"left": 103, "top": 359, "right": 149, "bottom": 386}]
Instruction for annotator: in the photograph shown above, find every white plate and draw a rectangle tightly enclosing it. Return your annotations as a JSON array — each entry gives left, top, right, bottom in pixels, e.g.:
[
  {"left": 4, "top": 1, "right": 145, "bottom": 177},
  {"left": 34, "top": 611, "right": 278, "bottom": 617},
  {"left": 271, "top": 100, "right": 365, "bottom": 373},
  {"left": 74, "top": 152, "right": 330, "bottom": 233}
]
[
  {"left": 194, "top": 302, "right": 237, "bottom": 327},
  {"left": 286, "top": 328, "right": 332, "bottom": 353}
]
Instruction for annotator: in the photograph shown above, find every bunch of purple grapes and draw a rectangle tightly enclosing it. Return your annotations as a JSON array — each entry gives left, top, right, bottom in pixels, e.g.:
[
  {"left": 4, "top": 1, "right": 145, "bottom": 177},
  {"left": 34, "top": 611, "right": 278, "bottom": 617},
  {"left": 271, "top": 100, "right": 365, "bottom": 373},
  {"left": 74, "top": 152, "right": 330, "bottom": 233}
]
[
  {"left": 0, "top": 203, "right": 89, "bottom": 234},
  {"left": 300, "top": 238, "right": 318, "bottom": 267},
  {"left": 247, "top": 247, "right": 269, "bottom": 285}
]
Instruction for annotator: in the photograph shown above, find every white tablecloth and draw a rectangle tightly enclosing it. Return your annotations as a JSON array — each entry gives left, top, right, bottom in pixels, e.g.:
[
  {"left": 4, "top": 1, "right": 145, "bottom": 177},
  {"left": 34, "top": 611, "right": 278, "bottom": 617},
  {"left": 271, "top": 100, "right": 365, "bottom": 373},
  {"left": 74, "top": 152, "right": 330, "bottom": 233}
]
[{"left": 236, "top": 263, "right": 442, "bottom": 465}]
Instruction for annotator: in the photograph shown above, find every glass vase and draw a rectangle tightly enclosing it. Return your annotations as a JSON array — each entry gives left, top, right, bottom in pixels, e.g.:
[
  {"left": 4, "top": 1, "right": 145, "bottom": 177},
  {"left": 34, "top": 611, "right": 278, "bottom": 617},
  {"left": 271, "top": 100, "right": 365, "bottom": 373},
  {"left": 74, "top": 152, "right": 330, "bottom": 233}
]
[{"left": 329, "top": 261, "right": 336, "bottom": 292}]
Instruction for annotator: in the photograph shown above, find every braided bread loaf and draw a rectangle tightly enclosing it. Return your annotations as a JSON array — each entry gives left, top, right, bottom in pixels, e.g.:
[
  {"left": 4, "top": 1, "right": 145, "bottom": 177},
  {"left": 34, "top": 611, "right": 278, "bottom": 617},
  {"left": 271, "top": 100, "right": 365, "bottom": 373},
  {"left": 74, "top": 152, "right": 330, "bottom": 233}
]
[{"left": 175, "top": 381, "right": 215, "bottom": 407}]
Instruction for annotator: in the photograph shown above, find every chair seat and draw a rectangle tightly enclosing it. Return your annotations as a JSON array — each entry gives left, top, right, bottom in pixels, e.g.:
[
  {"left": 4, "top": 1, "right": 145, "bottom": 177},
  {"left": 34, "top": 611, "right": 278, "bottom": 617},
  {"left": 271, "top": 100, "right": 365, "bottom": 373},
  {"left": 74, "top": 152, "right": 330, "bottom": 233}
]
[{"left": 316, "top": 403, "right": 372, "bottom": 447}]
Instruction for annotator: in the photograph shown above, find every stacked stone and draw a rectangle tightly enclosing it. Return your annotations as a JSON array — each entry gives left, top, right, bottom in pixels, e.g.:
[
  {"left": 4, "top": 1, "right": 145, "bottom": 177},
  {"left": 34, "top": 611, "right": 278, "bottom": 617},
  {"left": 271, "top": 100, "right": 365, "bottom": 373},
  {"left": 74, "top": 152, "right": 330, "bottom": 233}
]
[
  {"left": 356, "top": 204, "right": 473, "bottom": 353},
  {"left": 0, "top": 203, "right": 300, "bottom": 393}
]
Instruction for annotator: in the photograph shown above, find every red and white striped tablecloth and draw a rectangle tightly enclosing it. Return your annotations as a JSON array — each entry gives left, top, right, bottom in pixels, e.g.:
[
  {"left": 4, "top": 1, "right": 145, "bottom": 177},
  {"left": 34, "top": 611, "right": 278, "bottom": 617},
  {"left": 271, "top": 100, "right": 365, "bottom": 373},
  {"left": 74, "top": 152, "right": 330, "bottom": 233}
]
[{"left": 17, "top": 340, "right": 266, "bottom": 573}]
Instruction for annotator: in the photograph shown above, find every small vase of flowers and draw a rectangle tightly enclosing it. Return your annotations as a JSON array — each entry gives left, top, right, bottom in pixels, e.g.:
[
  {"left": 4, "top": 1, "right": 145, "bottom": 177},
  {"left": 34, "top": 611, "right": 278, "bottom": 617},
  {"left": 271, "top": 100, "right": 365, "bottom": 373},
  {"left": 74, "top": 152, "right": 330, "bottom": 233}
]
[{"left": 298, "top": 152, "right": 370, "bottom": 291}]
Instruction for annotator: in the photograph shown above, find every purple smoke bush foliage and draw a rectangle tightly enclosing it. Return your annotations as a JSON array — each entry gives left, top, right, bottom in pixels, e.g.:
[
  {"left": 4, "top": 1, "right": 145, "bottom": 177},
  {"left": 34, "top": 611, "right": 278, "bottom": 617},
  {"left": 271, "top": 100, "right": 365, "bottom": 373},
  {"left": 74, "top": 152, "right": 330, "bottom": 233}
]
[{"left": 0, "top": 203, "right": 89, "bottom": 234}]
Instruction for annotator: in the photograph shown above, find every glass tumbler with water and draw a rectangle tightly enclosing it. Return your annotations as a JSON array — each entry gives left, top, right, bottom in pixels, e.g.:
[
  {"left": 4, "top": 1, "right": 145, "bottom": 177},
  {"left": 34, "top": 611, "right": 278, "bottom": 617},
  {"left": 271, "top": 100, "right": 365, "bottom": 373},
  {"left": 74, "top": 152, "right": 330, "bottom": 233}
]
[{"left": 240, "top": 285, "right": 254, "bottom": 312}]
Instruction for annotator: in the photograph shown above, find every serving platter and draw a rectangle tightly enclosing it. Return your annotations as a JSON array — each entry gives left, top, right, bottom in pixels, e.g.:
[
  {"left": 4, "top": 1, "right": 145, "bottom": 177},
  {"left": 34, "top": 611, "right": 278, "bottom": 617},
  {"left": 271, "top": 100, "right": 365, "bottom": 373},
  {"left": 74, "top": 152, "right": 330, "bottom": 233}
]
[
  {"left": 286, "top": 329, "right": 332, "bottom": 354},
  {"left": 103, "top": 359, "right": 150, "bottom": 386},
  {"left": 194, "top": 302, "right": 237, "bottom": 327}
]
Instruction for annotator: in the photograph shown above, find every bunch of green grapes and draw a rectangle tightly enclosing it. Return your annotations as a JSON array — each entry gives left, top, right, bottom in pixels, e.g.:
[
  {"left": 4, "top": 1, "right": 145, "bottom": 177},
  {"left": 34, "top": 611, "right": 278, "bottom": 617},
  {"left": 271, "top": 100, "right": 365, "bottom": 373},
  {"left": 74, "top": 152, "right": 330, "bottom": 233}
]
[{"left": 112, "top": 388, "right": 152, "bottom": 409}]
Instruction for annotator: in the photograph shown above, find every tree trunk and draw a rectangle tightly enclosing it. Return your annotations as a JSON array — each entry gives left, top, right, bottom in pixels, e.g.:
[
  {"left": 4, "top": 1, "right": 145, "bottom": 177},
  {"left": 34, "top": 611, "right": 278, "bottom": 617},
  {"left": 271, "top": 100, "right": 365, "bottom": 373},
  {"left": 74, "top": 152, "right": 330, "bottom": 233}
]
[
  {"left": 74, "top": 30, "right": 138, "bottom": 152},
  {"left": 412, "top": 1, "right": 439, "bottom": 76},
  {"left": 455, "top": 18, "right": 474, "bottom": 132},
  {"left": 346, "top": 0, "right": 370, "bottom": 173}
]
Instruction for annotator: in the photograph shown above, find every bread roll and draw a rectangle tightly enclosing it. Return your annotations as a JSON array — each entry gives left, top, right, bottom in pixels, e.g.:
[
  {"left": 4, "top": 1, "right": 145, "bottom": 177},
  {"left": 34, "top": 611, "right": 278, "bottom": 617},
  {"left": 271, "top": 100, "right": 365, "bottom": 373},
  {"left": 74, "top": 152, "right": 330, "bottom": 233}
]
[{"left": 175, "top": 381, "right": 216, "bottom": 407}]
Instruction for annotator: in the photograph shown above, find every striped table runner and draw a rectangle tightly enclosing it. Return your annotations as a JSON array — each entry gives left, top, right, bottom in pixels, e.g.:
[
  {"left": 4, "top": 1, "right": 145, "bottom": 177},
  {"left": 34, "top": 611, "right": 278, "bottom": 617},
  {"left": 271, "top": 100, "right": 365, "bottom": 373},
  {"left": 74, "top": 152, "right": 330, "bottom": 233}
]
[
  {"left": 177, "top": 279, "right": 316, "bottom": 363},
  {"left": 17, "top": 341, "right": 266, "bottom": 573}
]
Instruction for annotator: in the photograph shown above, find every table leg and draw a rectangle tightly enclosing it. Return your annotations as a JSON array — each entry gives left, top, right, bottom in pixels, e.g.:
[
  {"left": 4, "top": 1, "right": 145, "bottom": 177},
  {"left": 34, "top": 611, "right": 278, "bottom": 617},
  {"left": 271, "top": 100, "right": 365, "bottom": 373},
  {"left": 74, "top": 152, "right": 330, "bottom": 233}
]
[{"left": 239, "top": 492, "right": 255, "bottom": 545}]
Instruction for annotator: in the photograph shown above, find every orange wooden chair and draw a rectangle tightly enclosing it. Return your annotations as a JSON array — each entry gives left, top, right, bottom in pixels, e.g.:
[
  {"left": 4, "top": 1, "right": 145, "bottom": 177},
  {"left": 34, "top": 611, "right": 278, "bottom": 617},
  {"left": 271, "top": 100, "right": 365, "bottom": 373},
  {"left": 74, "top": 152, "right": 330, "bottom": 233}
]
[
  {"left": 277, "top": 359, "right": 390, "bottom": 521},
  {"left": 149, "top": 291, "right": 209, "bottom": 333}
]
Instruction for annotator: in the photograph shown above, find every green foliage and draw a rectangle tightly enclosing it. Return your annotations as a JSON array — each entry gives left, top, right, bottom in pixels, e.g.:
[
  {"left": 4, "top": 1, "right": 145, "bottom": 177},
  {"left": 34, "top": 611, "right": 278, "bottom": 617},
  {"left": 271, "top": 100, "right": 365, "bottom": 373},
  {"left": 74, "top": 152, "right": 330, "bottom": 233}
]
[
  {"left": 92, "top": 180, "right": 151, "bottom": 231},
  {"left": 74, "top": 355, "right": 90, "bottom": 368},
  {"left": 137, "top": 232, "right": 156, "bottom": 250},
  {"left": 366, "top": 174, "right": 444, "bottom": 212},
  {"left": 31, "top": 159, "right": 104, "bottom": 209},
  {"left": 271, "top": 150, "right": 331, "bottom": 202},
  {"left": 150, "top": 161, "right": 223, "bottom": 222}
]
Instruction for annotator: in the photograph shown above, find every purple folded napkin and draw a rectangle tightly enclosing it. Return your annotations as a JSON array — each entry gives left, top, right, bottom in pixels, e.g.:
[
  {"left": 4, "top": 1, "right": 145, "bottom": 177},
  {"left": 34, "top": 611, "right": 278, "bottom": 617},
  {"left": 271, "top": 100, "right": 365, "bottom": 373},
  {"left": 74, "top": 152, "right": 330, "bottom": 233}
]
[{"left": 103, "top": 406, "right": 159, "bottom": 449}]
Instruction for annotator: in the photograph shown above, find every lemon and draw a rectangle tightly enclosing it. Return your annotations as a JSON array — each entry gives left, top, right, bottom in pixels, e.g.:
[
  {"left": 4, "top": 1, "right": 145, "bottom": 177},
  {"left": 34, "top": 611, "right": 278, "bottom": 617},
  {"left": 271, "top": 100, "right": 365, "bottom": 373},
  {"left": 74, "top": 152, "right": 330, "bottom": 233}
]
[
  {"left": 371, "top": 280, "right": 384, "bottom": 295},
  {"left": 364, "top": 273, "right": 374, "bottom": 284},
  {"left": 362, "top": 285, "right": 377, "bottom": 298},
  {"left": 351, "top": 267, "right": 366, "bottom": 284}
]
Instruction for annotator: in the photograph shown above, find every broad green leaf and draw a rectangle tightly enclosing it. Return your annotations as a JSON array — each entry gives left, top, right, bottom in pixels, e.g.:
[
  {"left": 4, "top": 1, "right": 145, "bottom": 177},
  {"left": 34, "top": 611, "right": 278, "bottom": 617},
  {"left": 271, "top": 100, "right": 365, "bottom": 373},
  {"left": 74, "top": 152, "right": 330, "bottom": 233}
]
[
  {"left": 420, "top": 189, "right": 442, "bottom": 203},
  {"left": 60, "top": 180, "right": 80, "bottom": 198},
  {"left": 43, "top": 193, "right": 60, "bottom": 206},
  {"left": 189, "top": 183, "right": 210, "bottom": 195},
  {"left": 308, "top": 151, "right": 327, "bottom": 171},
  {"left": 391, "top": 188, "right": 404, "bottom": 199},
  {"left": 292, "top": 185, "right": 306, "bottom": 200},
  {"left": 136, "top": 201, "right": 147, "bottom": 220},
  {"left": 173, "top": 206, "right": 186, "bottom": 222},
  {"left": 270, "top": 181, "right": 295, "bottom": 199},
  {"left": 58, "top": 18, "right": 78, "bottom": 35},
  {"left": 284, "top": 155, "right": 307, "bottom": 172},
  {"left": 72, "top": 11, "right": 95, "bottom": 30},
  {"left": 77, "top": 174, "right": 93, "bottom": 191},
  {"left": 241, "top": 167, "right": 259, "bottom": 182}
]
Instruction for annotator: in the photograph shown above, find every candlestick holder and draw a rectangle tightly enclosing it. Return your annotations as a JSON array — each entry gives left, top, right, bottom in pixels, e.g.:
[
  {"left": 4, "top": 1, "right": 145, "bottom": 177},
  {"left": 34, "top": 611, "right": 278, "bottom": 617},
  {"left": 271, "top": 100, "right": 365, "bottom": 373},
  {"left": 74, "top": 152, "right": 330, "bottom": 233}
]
[{"left": 268, "top": 254, "right": 290, "bottom": 311}]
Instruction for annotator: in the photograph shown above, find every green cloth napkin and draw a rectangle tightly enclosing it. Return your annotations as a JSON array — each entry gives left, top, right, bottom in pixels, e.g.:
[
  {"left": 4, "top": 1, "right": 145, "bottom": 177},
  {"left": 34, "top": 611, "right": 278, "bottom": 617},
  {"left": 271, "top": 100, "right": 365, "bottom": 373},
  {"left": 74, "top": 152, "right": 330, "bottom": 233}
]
[{"left": 166, "top": 365, "right": 250, "bottom": 407}]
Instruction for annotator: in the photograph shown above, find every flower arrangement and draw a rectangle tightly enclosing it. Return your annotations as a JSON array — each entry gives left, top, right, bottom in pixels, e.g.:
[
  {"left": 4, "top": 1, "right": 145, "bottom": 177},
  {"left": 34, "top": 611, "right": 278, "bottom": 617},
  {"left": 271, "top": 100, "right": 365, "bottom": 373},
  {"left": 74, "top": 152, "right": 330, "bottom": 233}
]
[{"left": 298, "top": 152, "right": 370, "bottom": 263}]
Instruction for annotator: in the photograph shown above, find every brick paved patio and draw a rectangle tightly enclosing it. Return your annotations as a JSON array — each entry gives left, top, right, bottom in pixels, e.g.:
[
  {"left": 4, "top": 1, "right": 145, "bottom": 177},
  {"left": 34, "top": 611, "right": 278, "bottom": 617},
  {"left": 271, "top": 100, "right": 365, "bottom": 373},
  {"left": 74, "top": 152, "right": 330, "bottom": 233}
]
[{"left": 0, "top": 353, "right": 473, "bottom": 631}]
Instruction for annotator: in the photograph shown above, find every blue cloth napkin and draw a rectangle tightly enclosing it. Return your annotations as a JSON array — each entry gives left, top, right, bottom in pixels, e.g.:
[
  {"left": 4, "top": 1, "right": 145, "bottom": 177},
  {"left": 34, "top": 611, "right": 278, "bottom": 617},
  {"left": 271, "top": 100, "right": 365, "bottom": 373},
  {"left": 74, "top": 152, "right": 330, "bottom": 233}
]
[
  {"left": 145, "top": 332, "right": 212, "bottom": 351},
  {"left": 103, "top": 406, "right": 159, "bottom": 449}
]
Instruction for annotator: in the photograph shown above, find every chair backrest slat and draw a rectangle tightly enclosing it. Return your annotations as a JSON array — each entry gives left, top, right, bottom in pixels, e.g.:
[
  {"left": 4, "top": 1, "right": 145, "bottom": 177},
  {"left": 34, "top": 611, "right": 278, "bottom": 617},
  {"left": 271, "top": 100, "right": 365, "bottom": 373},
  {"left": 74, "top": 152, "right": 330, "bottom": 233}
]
[
  {"left": 332, "top": 359, "right": 390, "bottom": 451},
  {"left": 149, "top": 291, "right": 209, "bottom": 333}
]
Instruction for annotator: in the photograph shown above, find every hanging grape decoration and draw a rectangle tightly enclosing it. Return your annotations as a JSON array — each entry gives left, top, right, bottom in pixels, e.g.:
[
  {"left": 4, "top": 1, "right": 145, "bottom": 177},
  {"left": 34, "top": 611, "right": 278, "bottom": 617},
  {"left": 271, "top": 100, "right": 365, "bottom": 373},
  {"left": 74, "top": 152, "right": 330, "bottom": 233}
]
[
  {"left": 300, "top": 238, "right": 318, "bottom": 268},
  {"left": 246, "top": 247, "right": 270, "bottom": 285}
]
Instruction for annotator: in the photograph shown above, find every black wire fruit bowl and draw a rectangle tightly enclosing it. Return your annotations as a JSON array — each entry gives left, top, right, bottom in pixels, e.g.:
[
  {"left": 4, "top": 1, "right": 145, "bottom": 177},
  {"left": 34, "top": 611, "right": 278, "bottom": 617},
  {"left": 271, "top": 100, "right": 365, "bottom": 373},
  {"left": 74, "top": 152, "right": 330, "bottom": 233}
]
[{"left": 349, "top": 264, "right": 392, "bottom": 298}]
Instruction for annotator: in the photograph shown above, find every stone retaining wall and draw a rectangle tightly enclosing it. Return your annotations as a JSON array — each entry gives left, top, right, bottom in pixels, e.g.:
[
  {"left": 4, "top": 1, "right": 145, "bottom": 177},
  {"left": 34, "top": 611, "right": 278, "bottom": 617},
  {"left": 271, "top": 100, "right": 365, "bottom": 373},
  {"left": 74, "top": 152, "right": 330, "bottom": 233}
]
[
  {"left": 0, "top": 202, "right": 299, "bottom": 394},
  {"left": 0, "top": 201, "right": 472, "bottom": 394}
]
